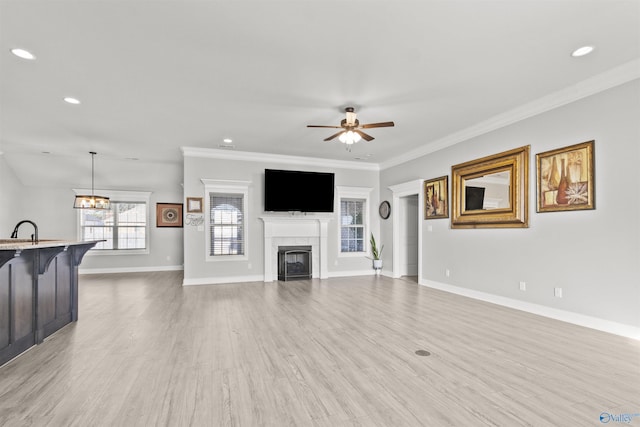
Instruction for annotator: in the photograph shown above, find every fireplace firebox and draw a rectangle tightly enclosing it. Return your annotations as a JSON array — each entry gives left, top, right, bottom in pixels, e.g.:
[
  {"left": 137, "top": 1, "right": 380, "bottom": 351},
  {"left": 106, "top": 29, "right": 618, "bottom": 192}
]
[{"left": 278, "top": 246, "right": 312, "bottom": 281}]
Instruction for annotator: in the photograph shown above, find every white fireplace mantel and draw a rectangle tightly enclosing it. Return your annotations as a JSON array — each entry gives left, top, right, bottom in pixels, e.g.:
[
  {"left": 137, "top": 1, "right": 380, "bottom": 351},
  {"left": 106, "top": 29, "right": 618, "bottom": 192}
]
[{"left": 260, "top": 215, "right": 332, "bottom": 282}]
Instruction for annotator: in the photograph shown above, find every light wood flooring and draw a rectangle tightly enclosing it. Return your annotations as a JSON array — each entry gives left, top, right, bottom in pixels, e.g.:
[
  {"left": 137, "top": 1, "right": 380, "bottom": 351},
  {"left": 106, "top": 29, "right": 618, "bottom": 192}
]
[{"left": 0, "top": 272, "right": 638, "bottom": 426}]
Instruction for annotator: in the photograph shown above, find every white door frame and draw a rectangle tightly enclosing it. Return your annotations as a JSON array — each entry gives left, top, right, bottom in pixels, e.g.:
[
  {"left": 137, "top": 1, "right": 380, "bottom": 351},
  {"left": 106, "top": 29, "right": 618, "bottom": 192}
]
[{"left": 389, "top": 179, "right": 423, "bottom": 279}]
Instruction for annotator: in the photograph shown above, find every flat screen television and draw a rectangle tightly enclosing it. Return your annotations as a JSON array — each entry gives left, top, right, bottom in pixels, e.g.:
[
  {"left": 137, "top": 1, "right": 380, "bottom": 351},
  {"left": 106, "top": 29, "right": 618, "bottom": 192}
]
[{"left": 264, "top": 169, "right": 335, "bottom": 212}]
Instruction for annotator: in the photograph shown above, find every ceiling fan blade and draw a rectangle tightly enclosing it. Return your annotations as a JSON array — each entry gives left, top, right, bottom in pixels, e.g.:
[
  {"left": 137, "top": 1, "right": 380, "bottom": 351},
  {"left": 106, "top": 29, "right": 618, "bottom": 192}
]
[
  {"left": 307, "top": 125, "right": 342, "bottom": 129},
  {"left": 324, "top": 131, "right": 345, "bottom": 141},
  {"left": 354, "top": 129, "right": 374, "bottom": 142},
  {"left": 360, "top": 121, "right": 395, "bottom": 129}
]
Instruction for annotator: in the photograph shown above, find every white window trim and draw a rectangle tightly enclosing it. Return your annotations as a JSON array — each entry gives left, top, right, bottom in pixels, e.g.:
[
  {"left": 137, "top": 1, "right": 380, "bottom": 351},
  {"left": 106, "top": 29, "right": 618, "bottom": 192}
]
[
  {"left": 336, "top": 186, "right": 372, "bottom": 258},
  {"left": 73, "top": 189, "right": 152, "bottom": 256},
  {"left": 202, "top": 179, "right": 251, "bottom": 262}
]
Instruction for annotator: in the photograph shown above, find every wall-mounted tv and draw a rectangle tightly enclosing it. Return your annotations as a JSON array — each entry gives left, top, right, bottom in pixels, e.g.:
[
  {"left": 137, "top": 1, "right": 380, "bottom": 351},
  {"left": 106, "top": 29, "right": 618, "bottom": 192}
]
[{"left": 264, "top": 169, "right": 335, "bottom": 212}]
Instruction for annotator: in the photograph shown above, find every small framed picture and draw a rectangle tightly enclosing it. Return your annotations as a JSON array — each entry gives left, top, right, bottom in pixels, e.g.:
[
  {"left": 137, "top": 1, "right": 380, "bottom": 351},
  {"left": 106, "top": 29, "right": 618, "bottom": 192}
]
[
  {"left": 186, "top": 197, "right": 203, "bottom": 213},
  {"left": 424, "top": 175, "right": 449, "bottom": 219},
  {"left": 536, "top": 140, "right": 595, "bottom": 212},
  {"left": 156, "top": 203, "right": 183, "bottom": 227}
]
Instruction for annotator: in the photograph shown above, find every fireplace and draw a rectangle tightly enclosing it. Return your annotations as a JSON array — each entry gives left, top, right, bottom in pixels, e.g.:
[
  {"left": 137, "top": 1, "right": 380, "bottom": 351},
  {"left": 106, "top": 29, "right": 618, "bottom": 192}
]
[
  {"left": 278, "top": 246, "right": 312, "bottom": 281},
  {"left": 260, "top": 216, "right": 330, "bottom": 282}
]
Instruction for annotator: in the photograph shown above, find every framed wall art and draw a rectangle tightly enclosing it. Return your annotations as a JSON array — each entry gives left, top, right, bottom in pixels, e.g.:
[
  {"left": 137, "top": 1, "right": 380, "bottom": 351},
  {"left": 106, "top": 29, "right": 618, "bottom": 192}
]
[
  {"left": 451, "top": 145, "right": 529, "bottom": 229},
  {"left": 186, "top": 197, "right": 203, "bottom": 213},
  {"left": 536, "top": 140, "right": 595, "bottom": 212},
  {"left": 156, "top": 203, "right": 183, "bottom": 227},
  {"left": 424, "top": 175, "right": 448, "bottom": 219}
]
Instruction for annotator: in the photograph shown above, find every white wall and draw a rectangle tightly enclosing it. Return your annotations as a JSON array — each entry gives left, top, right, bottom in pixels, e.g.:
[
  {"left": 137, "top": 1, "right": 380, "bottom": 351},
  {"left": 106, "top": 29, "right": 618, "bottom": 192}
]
[
  {"left": 0, "top": 155, "right": 184, "bottom": 273},
  {"left": 0, "top": 154, "right": 25, "bottom": 233},
  {"left": 3, "top": 80, "right": 637, "bottom": 335},
  {"left": 182, "top": 153, "right": 380, "bottom": 283},
  {"left": 78, "top": 186, "right": 184, "bottom": 273},
  {"left": 381, "top": 80, "right": 640, "bottom": 329}
]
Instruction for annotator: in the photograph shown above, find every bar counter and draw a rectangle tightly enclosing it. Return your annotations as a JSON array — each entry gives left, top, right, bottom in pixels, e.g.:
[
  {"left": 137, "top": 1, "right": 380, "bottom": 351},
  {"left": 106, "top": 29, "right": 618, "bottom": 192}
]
[{"left": 0, "top": 239, "right": 99, "bottom": 366}]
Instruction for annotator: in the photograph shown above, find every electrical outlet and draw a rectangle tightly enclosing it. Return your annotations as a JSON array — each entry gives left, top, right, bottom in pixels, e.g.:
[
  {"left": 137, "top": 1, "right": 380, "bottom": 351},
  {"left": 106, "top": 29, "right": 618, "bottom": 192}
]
[
  {"left": 519, "top": 281, "right": 526, "bottom": 291},
  {"left": 554, "top": 287, "right": 563, "bottom": 298},
  {"left": 445, "top": 269, "right": 450, "bottom": 277}
]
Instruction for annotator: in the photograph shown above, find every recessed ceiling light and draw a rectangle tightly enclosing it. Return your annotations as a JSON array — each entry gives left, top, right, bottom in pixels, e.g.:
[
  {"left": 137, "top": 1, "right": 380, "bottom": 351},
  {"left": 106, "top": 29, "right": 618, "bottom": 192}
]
[
  {"left": 63, "top": 97, "right": 81, "bottom": 105},
  {"left": 571, "top": 46, "right": 594, "bottom": 57},
  {"left": 223, "top": 138, "right": 233, "bottom": 144},
  {"left": 11, "top": 48, "right": 36, "bottom": 60}
]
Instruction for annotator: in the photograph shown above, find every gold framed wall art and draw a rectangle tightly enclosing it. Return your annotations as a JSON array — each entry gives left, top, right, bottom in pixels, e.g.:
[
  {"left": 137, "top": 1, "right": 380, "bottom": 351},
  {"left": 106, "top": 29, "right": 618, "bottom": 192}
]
[
  {"left": 536, "top": 140, "right": 595, "bottom": 212},
  {"left": 424, "top": 176, "right": 448, "bottom": 219}
]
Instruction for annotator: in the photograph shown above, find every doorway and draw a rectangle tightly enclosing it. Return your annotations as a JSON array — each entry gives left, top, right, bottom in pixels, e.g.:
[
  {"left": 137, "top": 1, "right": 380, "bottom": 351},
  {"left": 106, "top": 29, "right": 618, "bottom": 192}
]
[
  {"left": 399, "top": 194, "right": 419, "bottom": 280},
  {"left": 390, "top": 179, "right": 423, "bottom": 281}
]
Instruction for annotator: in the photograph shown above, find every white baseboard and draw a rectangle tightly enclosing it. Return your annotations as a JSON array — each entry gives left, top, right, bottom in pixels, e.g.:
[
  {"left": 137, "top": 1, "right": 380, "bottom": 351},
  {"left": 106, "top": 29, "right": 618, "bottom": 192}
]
[
  {"left": 421, "top": 279, "right": 640, "bottom": 341},
  {"left": 327, "top": 269, "right": 378, "bottom": 278},
  {"left": 183, "top": 274, "right": 264, "bottom": 286},
  {"left": 379, "top": 269, "right": 393, "bottom": 278},
  {"left": 79, "top": 265, "right": 184, "bottom": 275}
]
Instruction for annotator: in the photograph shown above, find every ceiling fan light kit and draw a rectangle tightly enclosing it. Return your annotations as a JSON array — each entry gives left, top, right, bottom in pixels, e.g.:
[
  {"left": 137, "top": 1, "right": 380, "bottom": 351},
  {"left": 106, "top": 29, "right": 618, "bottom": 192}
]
[
  {"left": 307, "top": 107, "right": 394, "bottom": 151},
  {"left": 339, "top": 130, "right": 361, "bottom": 145}
]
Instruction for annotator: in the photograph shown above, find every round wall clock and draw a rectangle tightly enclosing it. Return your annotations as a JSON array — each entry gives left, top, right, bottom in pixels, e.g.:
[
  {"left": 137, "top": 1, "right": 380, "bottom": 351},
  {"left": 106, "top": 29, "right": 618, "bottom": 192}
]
[{"left": 379, "top": 201, "right": 391, "bottom": 219}]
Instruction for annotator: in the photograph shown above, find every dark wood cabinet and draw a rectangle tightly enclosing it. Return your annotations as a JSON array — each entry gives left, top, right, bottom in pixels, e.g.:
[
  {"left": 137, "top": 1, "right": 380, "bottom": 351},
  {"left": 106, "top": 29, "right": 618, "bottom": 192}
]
[
  {"left": 0, "top": 252, "right": 36, "bottom": 365},
  {"left": 0, "top": 242, "right": 97, "bottom": 366}
]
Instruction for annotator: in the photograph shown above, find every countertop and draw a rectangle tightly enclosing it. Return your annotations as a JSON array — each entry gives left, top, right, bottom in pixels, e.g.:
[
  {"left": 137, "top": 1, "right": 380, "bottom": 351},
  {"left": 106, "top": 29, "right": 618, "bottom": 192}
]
[{"left": 0, "top": 239, "right": 101, "bottom": 250}]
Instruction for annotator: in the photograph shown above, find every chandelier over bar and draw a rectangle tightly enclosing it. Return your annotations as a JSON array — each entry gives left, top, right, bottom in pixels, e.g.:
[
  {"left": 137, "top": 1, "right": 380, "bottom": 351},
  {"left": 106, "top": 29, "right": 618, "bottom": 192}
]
[{"left": 73, "top": 152, "right": 110, "bottom": 209}]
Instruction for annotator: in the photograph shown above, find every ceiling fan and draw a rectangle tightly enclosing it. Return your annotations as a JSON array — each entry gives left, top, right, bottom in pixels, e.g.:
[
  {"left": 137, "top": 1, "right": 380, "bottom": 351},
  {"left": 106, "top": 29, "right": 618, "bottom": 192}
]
[{"left": 307, "top": 107, "right": 394, "bottom": 148}]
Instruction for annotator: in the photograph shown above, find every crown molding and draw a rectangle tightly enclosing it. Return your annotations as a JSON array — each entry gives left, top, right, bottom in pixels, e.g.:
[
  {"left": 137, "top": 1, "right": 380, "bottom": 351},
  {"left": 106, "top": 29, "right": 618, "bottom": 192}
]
[
  {"left": 181, "top": 147, "right": 379, "bottom": 172},
  {"left": 380, "top": 58, "right": 640, "bottom": 170},
  {"left": 182, "top": 60, "right": 639, "bottom": 173}
]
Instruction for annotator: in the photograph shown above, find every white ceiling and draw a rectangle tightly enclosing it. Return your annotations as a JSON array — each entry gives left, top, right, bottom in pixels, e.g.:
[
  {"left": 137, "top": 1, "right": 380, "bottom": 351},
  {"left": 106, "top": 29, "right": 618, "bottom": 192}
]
[{"left": 1, "top": 0, "right": 639, "bottom": 189}]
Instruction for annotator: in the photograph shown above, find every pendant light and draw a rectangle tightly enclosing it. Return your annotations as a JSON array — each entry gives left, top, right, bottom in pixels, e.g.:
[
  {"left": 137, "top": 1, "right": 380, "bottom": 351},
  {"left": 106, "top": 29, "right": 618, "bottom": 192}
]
[{"left": 73, "top": 152, "right": 110, "bottom": 209}]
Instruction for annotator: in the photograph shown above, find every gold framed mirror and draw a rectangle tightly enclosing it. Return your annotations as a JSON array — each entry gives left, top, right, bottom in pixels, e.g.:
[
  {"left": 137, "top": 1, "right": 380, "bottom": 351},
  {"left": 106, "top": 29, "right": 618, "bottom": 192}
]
[{"left": 451, "top": 145, "right": 529, "bottom": 228}]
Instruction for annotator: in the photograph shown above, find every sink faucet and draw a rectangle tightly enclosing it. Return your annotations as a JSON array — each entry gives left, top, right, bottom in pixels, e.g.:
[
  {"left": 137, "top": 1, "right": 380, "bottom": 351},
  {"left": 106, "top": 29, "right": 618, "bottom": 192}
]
[{"left": 10, "top": 220, "right": 39, "bottom": 243}]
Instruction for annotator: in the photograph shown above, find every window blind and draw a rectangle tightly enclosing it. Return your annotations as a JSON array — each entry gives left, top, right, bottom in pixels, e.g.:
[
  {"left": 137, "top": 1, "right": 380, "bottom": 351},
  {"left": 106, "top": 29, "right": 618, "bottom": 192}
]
[
  {"left": 340, "top": 199, "right": 365, "bottom": 252},
  {"left": 210, "top": 193, "right": 245, "bottom": 256}
]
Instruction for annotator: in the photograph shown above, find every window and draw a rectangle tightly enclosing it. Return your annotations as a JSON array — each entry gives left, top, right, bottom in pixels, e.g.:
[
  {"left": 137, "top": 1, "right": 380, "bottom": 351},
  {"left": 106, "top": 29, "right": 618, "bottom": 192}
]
[
  {"left": 80, "top": 202, "right": 147, "bottom": 250},
  {"left": 210, "top": 193, "right": 244, "bottom": 256},
  {"left": 336, "top": 186, "right": 372, "bottom": 256},
  {"left": 75, "top": 190, "right": 151, "bottom": 254},
  {"left": 341, "top": 199, "right": 365, "bottom": 252},
  {"left": 202, "top": 179, "right": 250, "bottom": 261}
]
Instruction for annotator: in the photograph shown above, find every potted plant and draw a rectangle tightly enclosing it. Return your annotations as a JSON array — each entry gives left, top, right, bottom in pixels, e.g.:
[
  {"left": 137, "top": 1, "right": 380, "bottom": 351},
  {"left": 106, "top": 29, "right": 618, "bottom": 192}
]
[{"left": 370, "top": 232, "right": 384, "bottom": 270}]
